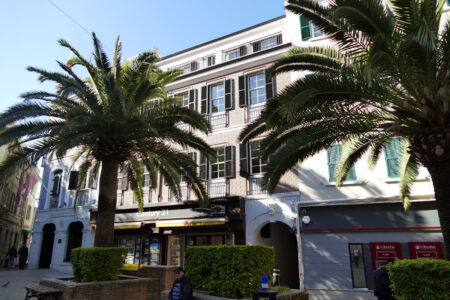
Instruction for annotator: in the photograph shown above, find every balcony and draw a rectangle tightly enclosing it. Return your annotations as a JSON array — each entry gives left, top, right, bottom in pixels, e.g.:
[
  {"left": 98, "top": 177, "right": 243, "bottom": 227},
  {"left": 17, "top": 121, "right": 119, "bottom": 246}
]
[
  {"left": 207, "top": 179, "right": 228, "bottom": 198},
  {"left": 209, "top": 112, "right": 228, "bottom": 131},
  {"left": 249, "top": 175, "right": 267, "bottom": 195},
  {"left": 247, "top": 105, "right": 264, "bottom": 123},
  {"left": 170, "top": 183, "right": 189, "bottom": 202},
  {"left": 76, "top": 190, "right": 90, "bottom": 206}
]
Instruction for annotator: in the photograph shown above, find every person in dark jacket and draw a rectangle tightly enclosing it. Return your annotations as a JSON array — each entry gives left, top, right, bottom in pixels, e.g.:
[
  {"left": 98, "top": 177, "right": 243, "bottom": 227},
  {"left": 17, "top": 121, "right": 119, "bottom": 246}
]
[
  {"left": 168, "top": 267, "right": 193, "bottom": 300},
  {"left": 18, "top": 244, "right": 28, "bottom": 269},
  {"left": 373, "top": 260, "right": 395, "bottom": 300},
  {"left": 6, "top": 246, "right": 17, "bottom": 269}
]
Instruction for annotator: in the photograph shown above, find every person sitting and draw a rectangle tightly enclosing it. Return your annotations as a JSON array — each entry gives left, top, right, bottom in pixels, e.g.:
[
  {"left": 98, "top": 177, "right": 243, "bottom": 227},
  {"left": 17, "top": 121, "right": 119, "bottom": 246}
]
[{"left": 168, "top": 267, "right": 193, "bottom": 300}]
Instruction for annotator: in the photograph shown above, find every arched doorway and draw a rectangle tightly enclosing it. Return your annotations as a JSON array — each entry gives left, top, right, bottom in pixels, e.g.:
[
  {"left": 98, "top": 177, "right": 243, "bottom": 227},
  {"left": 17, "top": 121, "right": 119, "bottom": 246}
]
[
  {"left": 39, "top": 223, "right": 55, "bottom": 268},
  {"left": 64, "top": 222, "right": 83, "bottom": 262},
  {"left": 255, "top": 222, "right": 299, "bottom": 289}
]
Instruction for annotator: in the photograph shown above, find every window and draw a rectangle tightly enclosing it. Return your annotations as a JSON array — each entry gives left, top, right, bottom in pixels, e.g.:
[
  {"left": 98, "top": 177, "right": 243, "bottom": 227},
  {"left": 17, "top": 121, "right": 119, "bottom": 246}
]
[
  {"left": 384, "top": 138, "right": 400, "bottom": 178},
  {"left": 180, "top": 92, "right": 189, "bottom": 107},
  {"left": 143, "top": 164, "right": 150, "bottom": 187},
  {"left": 327, "top": 144, "right": 356, "bottom": 182},
  {"left": 117, "top": 165, "right": 127, "bottom": 191},
  {"left": 26, "top": 205, "right": 31, "bottom": 220},
  {"left": 180, "top": 152, "right": 196, "bottom": 182},
  {"left": 225, "top": 46, "right": 247, "bottom": 61},
  {"left": 211, "top": 83, "right": 225, "bottom": 113},
  {"left": 239, "top": 70, "right": 275, "bottom": 108},
  {"left": 250, "top": 141, "right": 267, "bottom": 174},
  {"left": 200, "top": 146, "right": 235, "bottom": 180},
  {"left": 51, "top": 170, "right": 62, "bottom": 196},
  {"left": 225, "top": 48, "right": 240, "bottom": 61},
  {"left": 179, "top": 61, "right": 198, "bottom": 74},
  {"left": 248, "top": 73, "right": 266, "bottom": 105},
  {"left": 205, "top": 55, "right": 215, "bottom": 67},
  {"left": 260, "top": 36, "right": 278, "bottom": 50},
  {"left": 300, "top": 16, "right": 323, "bottom": 41},
  {"left": 348, "top": 244, "right": 367, "bottom": 288},
  {"left": 211, "top": 148, "right": 226, "bottom": 179}
]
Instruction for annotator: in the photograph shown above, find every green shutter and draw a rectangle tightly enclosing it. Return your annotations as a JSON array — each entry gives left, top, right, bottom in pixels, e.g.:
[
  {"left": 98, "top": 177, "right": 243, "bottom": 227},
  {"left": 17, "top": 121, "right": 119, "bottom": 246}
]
[
  {"left": 327, "top": 144, "right": 357, "bottom": 182},
  {"left": 448, "top": 0, "right": 450, "bottom": 5},
  {"left": 300, "top": 16, "right": 312, "bottom": 41},
  {"left": 384, "top": 138, "right": 400, "bottom": 178}
]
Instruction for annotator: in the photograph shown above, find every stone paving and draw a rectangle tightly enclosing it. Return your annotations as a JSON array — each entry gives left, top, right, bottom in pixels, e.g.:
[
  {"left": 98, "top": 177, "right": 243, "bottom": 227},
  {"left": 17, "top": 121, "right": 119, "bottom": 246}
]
[
  {"left": 0, "top": 267, "right": 70, "bottom": 300},
  {"left": 0, "top": 267, "right": 377, "bottom": 300}
]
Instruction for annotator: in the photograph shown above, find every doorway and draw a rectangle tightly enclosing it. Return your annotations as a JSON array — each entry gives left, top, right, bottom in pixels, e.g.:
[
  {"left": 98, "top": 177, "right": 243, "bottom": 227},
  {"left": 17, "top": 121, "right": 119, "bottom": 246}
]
[
  {"left": 255, "top": 222, "right": 299, "bottom": 288},
  {"left": 39, "top": 223, "right": 55, "bottom": 268}
]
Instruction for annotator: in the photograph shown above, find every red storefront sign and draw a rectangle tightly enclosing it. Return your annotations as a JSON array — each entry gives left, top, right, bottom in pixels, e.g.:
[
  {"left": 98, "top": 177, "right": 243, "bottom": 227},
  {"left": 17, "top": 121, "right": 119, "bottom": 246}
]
[
  {"left": 408, "top": 242, "right": 444, "bottom": 259},
  {"left": 369, "top": 242, "right": 402, "bottom": 269}
]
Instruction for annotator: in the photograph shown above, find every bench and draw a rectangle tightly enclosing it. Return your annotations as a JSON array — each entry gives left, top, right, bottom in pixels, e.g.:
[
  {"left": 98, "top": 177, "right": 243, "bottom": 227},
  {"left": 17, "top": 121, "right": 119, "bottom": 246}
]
[{"left": 24, "top": 285, "right": 62, "bottom": 300}]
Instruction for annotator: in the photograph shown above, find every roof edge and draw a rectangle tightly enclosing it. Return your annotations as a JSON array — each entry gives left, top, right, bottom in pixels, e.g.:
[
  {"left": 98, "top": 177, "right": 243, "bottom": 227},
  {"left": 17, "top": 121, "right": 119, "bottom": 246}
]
[{"left": 160, "top": 15, "right": 286, "bottom": 61}]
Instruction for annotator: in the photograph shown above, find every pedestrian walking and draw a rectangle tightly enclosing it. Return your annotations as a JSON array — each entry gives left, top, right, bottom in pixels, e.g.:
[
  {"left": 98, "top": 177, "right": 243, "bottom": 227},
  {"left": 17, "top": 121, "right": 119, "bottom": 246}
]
[
  {"left": 373, "top": 259, "right": 395, "bottom": 300},
  {"left": 18, "top": 244, "right": 28, "bottom": 269},
  {"left": 168, "top": 267, "right": 193, "bottom": 300},
  {"left": 6, "top": 246, "right": 17, "bottom": 269}
]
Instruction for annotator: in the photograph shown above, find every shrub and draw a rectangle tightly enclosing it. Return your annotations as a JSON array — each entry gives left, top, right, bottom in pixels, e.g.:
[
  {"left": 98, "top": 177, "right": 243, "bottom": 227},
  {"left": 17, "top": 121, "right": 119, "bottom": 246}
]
[
  {"left": 70, "top": 247, "right": 128, "bottom": 282},
  {"left": 387, "top": 258, "right": 450, "bottom": 300},
  {"left": 185, "top": 245, "right": 275, "bottom": 299}
]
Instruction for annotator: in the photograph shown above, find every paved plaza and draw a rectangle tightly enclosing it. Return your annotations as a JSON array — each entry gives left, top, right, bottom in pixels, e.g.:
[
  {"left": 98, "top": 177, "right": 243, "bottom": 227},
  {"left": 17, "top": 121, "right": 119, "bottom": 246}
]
[
  {"left": 0, "top": 268, "right": 70, "bottom": 300},
  {"left": 0, "top": 267, "right": 376, "bottom": 300}
]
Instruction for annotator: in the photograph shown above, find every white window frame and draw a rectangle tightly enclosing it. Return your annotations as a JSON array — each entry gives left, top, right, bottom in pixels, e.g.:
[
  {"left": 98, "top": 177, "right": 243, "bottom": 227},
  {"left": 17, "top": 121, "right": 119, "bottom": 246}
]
[
  {"left": 210, "top": 83, "right": 225, "bottom": 114},
  {"left": 248, "top": 72, "right": 266, "bottom": 106},
  {"left": 260, "top": 36, "right": 278, "bottom": 50},
  {"left": 210, "top": 147, "right": 226, "bottom": 179},
  {"left": 181, "top": 64, "right": 191, "bottom": 74},
  {"left": 249, "top": 141, "right": 267, "bottom": 175},
  {"left": 225, "top": 48, "right": 240, "bottom": 61}
]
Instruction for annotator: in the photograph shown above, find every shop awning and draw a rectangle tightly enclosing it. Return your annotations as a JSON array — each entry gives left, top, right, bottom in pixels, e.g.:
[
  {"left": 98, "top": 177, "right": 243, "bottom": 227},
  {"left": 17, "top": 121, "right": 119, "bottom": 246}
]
[
  {"left": 23, "top": 229, "right": 33, "bottom": 234},
  {"left": 155, "top": 217, "right": 226, "bottom": 228},
  {"left": 114, "top": 222, "right": 142, "bottom": 229}
]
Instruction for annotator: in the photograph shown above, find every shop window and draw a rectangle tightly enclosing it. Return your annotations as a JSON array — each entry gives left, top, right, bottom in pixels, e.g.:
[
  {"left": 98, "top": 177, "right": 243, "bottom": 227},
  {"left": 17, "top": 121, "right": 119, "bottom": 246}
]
[{"left": 348, "top": 243, "right": 367, "bottom": 288}]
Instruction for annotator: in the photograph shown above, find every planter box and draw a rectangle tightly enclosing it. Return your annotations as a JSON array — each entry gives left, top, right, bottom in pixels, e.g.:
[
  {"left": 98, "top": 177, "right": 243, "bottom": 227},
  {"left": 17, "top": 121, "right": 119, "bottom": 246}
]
[
  {"left": 161, "top": 289, "right": 309, "bottom": 300},
  {"left": 40, "top": 275, "right": 159, "bottom": 300}
]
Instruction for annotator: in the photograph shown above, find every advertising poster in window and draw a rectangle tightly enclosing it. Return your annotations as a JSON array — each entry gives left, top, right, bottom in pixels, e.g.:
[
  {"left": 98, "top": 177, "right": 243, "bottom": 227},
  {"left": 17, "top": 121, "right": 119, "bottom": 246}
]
[
  {"left": 369, "top": 242, "right": 402, "bottom": 269},
  {"left": 408, "top": 242, "right": 444, "bottom": 259},
  {"left": 150, "top": 238, "right": 160, "bottom": 265}
]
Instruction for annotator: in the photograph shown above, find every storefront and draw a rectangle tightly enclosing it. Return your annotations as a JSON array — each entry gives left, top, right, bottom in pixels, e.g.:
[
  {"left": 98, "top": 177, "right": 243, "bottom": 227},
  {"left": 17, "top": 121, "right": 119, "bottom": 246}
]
[
  {"left": 90, "top": 197, "right": 245, "bottom": 268},
  {"left": 298, "top": 200, "right": 445, "bottom": 291}
]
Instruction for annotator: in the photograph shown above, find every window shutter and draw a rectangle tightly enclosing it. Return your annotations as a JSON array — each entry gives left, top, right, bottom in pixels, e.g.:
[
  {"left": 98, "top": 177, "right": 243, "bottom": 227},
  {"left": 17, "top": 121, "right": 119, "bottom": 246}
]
[
  {"left": 253, "top": 41, "right": 261, "bottom": 53},
  {"left": 68, "top": 171, "right": 79, "bottom": 190},
  {"left": 189, "top": 89, "right": 196, "bottom": 110},
  {"left": 225, "top": 79, "right": 234, "bottom": 110},
  {"left": 276, "top": 34, "right": 283, "bottom": 45},
  {"left": 225, "top": 145, "right": 236, "bottom": 178},
  {"left": 300, "top": 16, "right": 312, "bottom": 41},
  {"left": 327, "top": 144, "right": 356, "bottom": 182},
  {"left": 239, "top": 45, "right": 247, "bottom": 57},
  {"left": 199, "top": 153, "right": 208, "bottom": 181},
  {"left": 201, "top": 85, "right": 209, "bottom": 115},
  {"left": 121, "top": 168, "right": 128, "bottom": 190},
  {"left": 190, "top": 61, "right": 198, "bottom": 72},
  {"left": 188, "top": 152, "right": 197, "bottom": 164},
  {"left": 207, "top": 56, "right": 215, "bottom": 67},
  {"left": 239, "top": 143, "right": 250, "bottom": 177},
  {"left": 238, "top": 75, "right": 248, "bottom": 107},
  {"left": 89, "top": 172, "right": 98, "bottom": 190},
  {"left": 51, "top": 175, "right": 60, "bottom": 195},
  {"left": 384, "top": 138, "right": 400, "bottom": 178},
  {"left": 265, "top": 69, "right": 276, "bottom": 100}
]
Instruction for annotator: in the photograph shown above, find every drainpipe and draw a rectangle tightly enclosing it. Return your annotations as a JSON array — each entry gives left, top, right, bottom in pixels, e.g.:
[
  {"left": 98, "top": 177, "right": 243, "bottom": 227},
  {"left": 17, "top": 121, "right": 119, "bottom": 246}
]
[{"left": 295, "top": 200, "right": 305, "bottom": 291}]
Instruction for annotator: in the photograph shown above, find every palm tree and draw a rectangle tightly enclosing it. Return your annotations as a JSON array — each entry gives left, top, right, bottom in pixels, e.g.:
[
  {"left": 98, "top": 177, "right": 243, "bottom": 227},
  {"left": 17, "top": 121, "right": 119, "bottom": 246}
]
[
  {"left": 0, "top": 33, "right": 214, "bottom": 247},
  {"left": 240, "top": 0, "right": 450, "bottom": 258}
]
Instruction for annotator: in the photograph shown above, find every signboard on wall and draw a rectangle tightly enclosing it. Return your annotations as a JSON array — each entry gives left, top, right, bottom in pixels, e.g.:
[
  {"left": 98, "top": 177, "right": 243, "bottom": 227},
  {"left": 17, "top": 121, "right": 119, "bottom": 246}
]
[
  {"left": 369, "top": 242, "right": 402, "bottom": 269},
  {"left": 408, "top": 242, "right": 444, "bottom": 259}
]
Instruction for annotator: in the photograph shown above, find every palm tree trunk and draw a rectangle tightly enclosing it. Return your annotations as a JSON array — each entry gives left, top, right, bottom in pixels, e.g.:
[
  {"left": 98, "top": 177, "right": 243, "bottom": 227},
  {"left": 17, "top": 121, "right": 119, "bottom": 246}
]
[
  {"left": 94, "top": 159, "right": 119, "bottom": 247},
  {"left": 427, "top": 163, "right": 450, "bottom": 259}
]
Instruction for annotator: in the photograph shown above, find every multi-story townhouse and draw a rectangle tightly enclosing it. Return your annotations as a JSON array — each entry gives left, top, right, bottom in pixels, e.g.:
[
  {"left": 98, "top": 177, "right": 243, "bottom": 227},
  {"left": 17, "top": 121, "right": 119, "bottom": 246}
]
[
  {"left": 28, "top": 1, "right": 447, "bottom": 295},
  {"left": 0, "top": 143, "right": 40, "bottom": 267},
  {"left": 28, "top": 151, "right": 96, "bottom": 272}
]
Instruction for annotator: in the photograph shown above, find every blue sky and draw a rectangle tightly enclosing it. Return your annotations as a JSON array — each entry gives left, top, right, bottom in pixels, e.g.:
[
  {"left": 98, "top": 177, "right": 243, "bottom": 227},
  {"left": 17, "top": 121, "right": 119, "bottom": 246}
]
[{"left": 0, "top": 0, "right": 286, "bottom": 113}]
